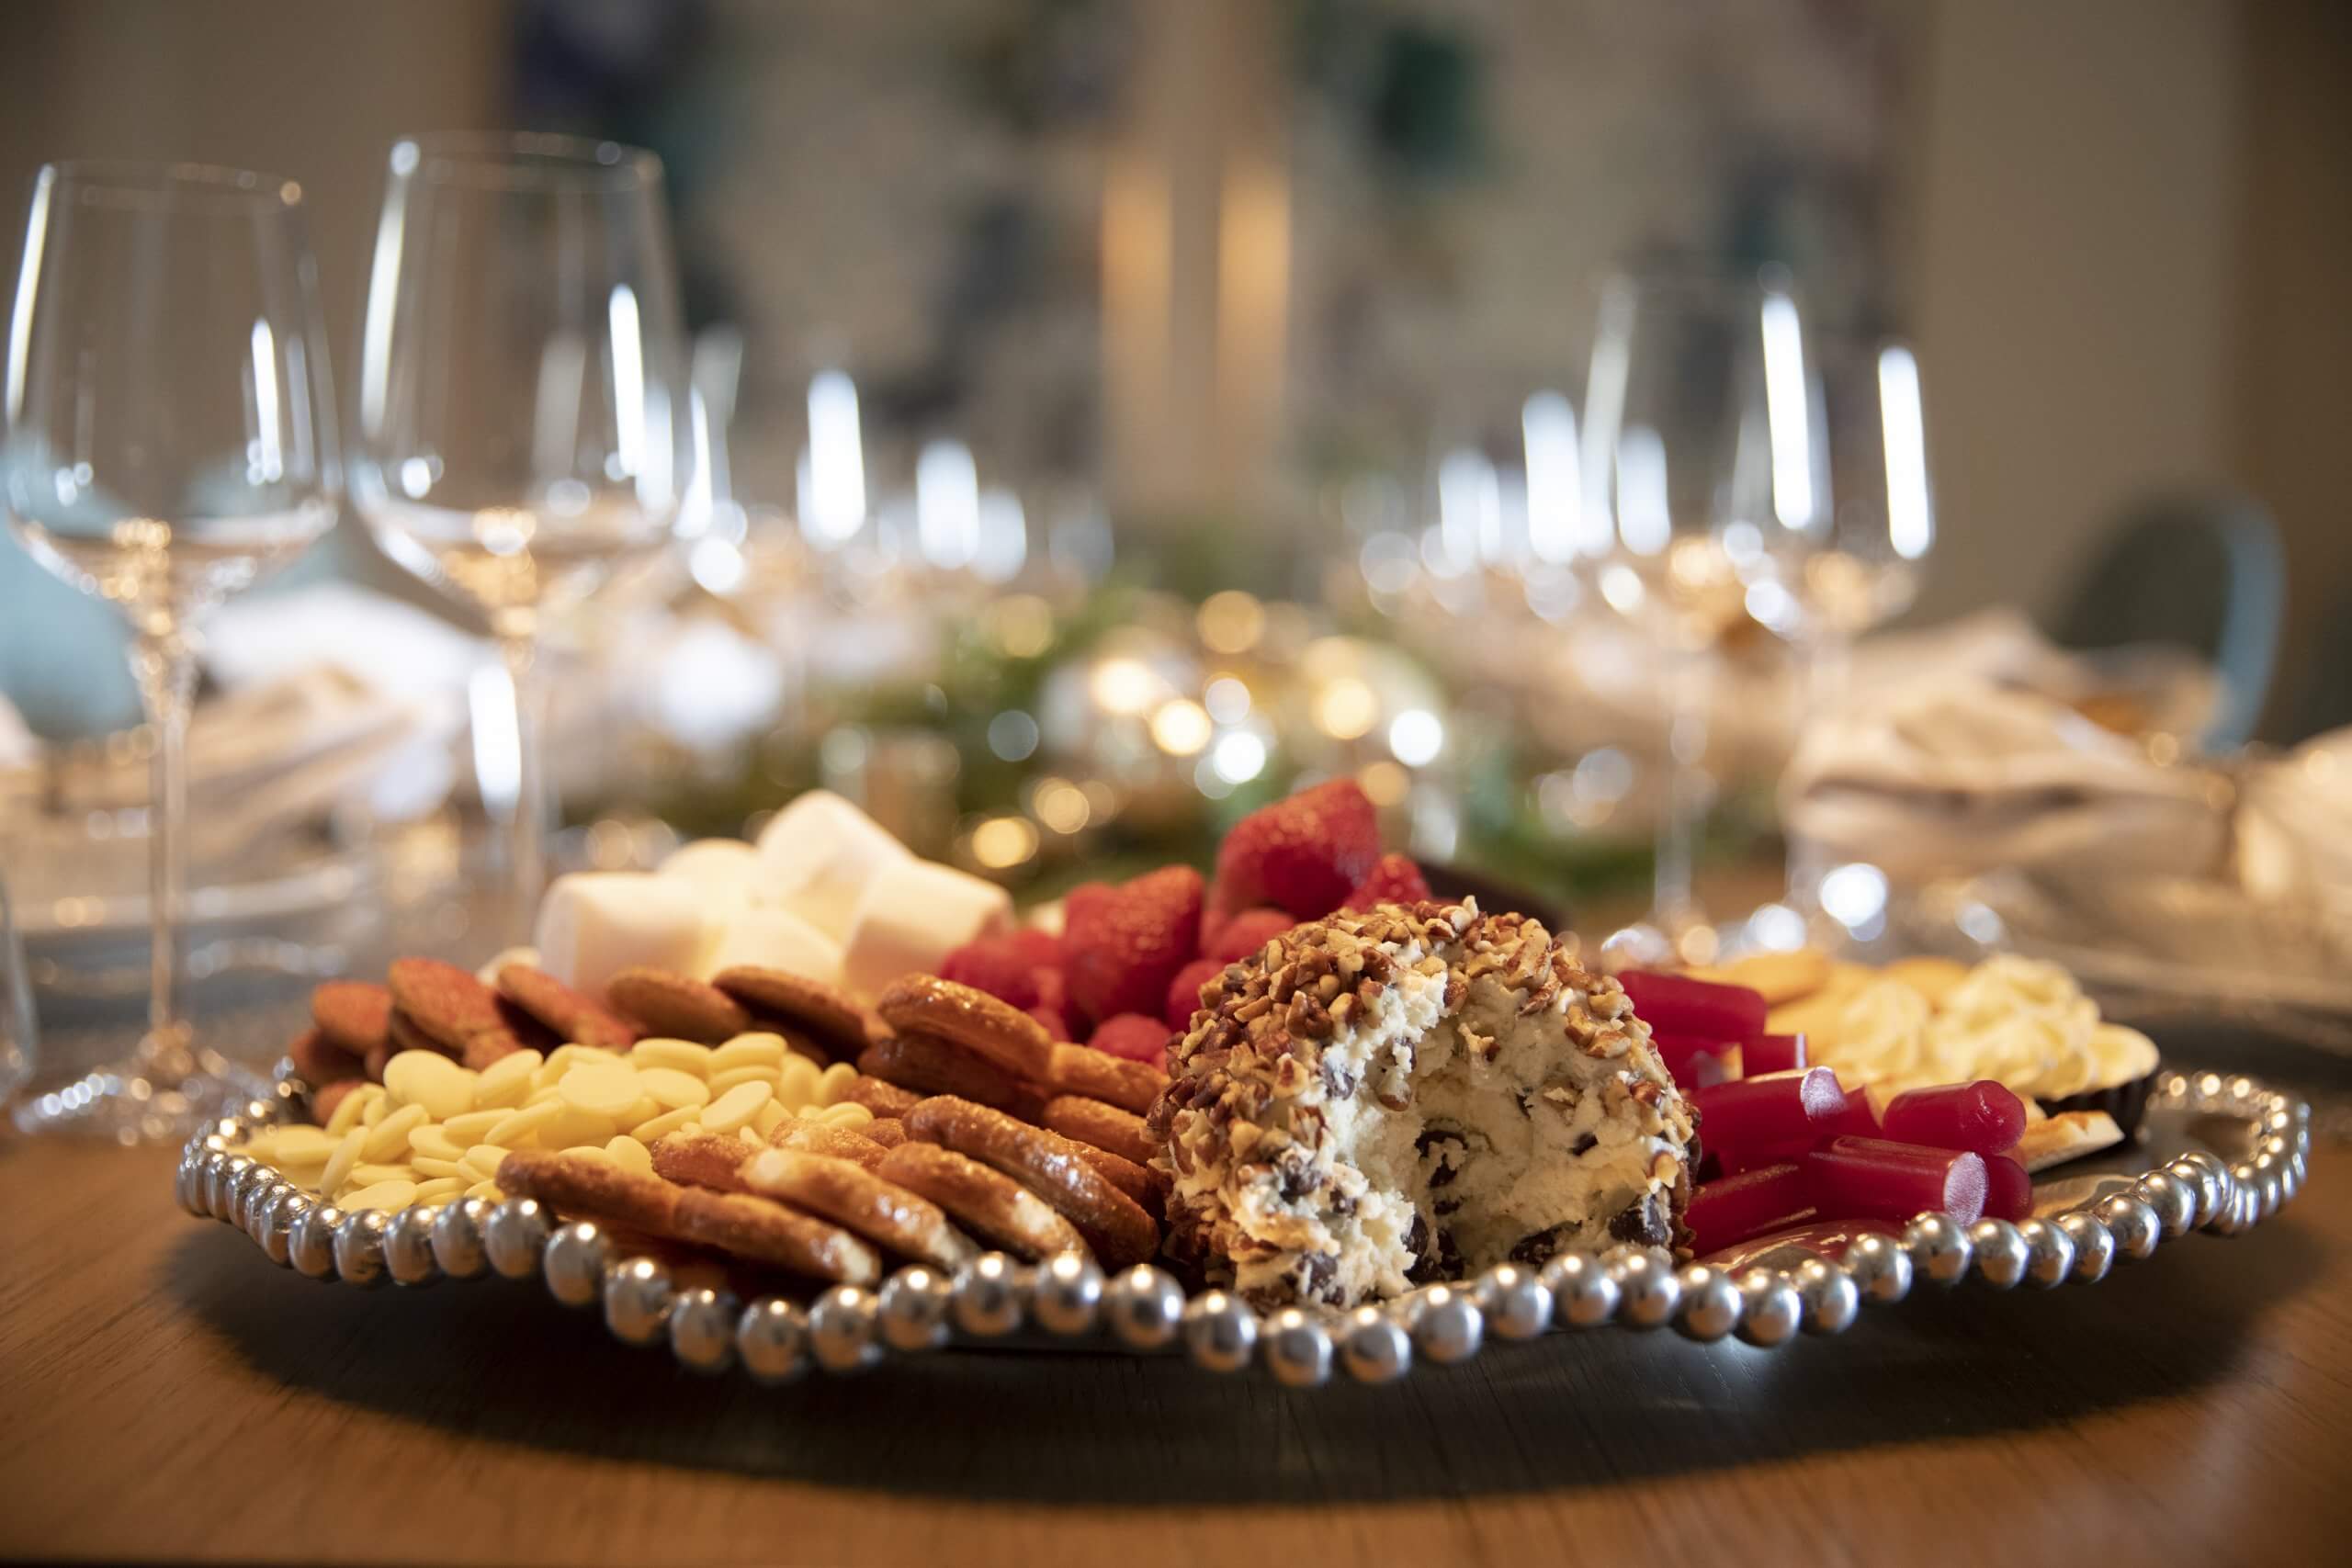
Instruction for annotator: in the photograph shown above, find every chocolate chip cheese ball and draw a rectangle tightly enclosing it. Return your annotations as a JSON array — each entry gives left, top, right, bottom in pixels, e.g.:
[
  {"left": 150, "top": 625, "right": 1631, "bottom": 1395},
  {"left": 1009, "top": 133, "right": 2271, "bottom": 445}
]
[{"left": 1149, "top": 899, "right": 1697, "bottom": 1309}]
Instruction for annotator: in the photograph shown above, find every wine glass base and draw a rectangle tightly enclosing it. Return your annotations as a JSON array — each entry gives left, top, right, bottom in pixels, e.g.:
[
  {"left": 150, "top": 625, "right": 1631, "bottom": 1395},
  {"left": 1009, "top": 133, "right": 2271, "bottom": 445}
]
[{"left": 9, "top": 1029, "right": 273, "bottom": 1144}]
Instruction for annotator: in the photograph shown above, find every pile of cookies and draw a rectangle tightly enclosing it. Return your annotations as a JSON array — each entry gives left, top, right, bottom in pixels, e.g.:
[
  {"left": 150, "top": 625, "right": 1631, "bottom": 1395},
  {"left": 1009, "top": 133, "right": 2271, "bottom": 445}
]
[{"left": 285, "top": 957, "right": 1171, "bottom": 1285}]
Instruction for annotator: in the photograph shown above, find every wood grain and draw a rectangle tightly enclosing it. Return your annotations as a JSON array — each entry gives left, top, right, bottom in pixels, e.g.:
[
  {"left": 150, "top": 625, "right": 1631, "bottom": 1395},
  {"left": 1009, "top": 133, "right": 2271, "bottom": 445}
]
[{"left": 2, "top": 1138, "right": 2347, "bottom": 1566}]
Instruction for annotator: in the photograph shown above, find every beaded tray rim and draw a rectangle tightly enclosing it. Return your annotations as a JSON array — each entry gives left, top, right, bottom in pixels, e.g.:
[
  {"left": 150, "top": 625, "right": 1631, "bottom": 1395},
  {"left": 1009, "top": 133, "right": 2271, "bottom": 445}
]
[{"left": 173, "top": 1064, "right": 2312, "bottom": 1389}]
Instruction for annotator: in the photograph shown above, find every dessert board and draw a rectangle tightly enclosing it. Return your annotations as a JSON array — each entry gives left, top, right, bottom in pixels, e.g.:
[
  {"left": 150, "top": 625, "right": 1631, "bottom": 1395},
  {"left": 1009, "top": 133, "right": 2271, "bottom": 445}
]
[
  {"left": 178, "top": 1062, "right": 2306, "bottom": 1387},
  {"left": 173, "top": 778, "right": 2312, "bottom": 1389}
]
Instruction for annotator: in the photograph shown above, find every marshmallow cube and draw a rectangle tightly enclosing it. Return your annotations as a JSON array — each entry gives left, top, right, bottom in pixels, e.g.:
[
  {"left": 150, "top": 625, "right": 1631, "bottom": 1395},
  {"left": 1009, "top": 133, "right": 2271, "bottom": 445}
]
[
  {"left": 841, "top": 859, "right": 1013, "bottom": 1000},
  {"left": 533, "top": 873, "right": 710, "bottom": 997},
  {"left": 695, "top": 906, "right": 846, "bottom": 990},
  {"left": 659, "top": 837, "right": 766, "bottom": 908},
  {"left": 755, "top": 790, "right": 911, "bottom": 942}
]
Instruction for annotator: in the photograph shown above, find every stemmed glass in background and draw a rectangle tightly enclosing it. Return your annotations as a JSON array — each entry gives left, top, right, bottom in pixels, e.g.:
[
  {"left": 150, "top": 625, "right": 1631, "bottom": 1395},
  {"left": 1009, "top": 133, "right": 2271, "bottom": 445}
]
[
  {"left": 2, "top": 163, "right": 339, "bottom": 1138},
  {"left": 352, "top": 134, "right": 694, "bottom": 932},
  {"left": 1735, "top": 333, "right": 1935, "bottom": 948},
  {"left": 1578, "top": 270, "right": 1819, "bottom": 966}
]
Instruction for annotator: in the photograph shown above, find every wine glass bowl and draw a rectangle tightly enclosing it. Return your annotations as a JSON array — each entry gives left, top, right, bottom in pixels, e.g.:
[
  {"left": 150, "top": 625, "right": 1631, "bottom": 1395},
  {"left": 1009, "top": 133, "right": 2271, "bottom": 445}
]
[
  {"left": 5, "top": 164, "right": 337, "bottom": 633},
  {"left": 1735, "top": 333, "right": 1937, "bottom": 949},
  {"left": 1736, "top": 336, "right": 1933, "bottom": 643},
  {"left": 1578, "top": 269, "right": 1818, "bottom": 962},
  {"left": 2, "top": 161, "right": 338, "bottom": 1138},
  {"left": 353, "top": 132, "right": 693, "bottom": 916}
]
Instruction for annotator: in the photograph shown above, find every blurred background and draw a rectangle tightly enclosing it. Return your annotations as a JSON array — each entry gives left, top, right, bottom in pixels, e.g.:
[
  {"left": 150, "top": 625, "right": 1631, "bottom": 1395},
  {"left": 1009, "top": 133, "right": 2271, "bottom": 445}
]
[
  {"left": 3, "top": 0, "right": 2348, "bottom": 1073},
  {"left": 5, "top": 0, "right": 2345, "bottom": 733}
]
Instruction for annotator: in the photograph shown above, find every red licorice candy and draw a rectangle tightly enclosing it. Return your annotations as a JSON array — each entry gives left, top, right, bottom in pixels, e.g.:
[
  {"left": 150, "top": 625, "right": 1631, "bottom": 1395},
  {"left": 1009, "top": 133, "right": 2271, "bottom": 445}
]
[
  {"left": 1804, "top": 1135, "right": 1988, "bottom": 1226},
  {"left": 1690, "top": 1066, "right": 1849, "bottom": 1158},
  {"left": 1620, "top": 971, "right": 1768, "bottom": 1044},
  {"left": 1650, "top": 1032, "right": 1742, "bottom": 1090},
  {"left": 1745, "top": 1032, "right": 1806, "bottom": 1075},
  {"left": 1878, "top": 1079, "right": 2028, "bottom": 1156},
  {"left": 1983, "top": 1154, "right": 2034, "bottom": 1221},
  {"left": 1686, "top": 1163, "right": 1815, "bottom": 1257}
]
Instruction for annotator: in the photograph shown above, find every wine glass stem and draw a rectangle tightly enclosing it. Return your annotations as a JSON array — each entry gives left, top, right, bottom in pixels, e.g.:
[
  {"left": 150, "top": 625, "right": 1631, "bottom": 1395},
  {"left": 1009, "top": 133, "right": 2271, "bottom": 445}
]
[
  {"left": 495, "top": 626, "right": 549, "bottom": 924},
  {"left": 126, "top": 627, "right": 198, "bottom": 1067},
  {"left": 1656, "top": 642, "right": 1712, "bottom": 931},
  {"left": 1785, "top": 626, "right": 1856, "bottom": 916}
]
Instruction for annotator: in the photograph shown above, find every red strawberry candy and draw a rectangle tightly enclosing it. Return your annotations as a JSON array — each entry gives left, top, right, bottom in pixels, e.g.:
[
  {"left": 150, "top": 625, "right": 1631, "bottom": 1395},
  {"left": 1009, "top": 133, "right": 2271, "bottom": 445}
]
[
  {"left": 1063, "top": 865, "right": 1204, "bottom": 1024},
  {"left": 938, "top": 936, "right": 1045, "bottom": 1011},
  {"left": 1009, "top": 927, "right": 1062, "bottom": 967},
  {"left": 1198, "top": 904, "right": 1227, "bottom": 957},
  {"left": 1031, "top": 964, "right": 1069, "bottom": 1019},
  {"left": 1165, "top": 958, "right": 1226, "bottom": 1030},
  {"left": 1205, "top": 907, "right": 1295, "bottom": 965},
  {"left": 1090, "top": 1012, "right": 1173, "bottom": 1067},
  {"left": 1342, "top": 852, "right": 1431, "bottom": 911},
  {"left": 1213, "top": 779, "right": 1380, "bottom": 918},
  {"left": 1027, "top": 1006, "right": 1072, "bottom": 1043}
]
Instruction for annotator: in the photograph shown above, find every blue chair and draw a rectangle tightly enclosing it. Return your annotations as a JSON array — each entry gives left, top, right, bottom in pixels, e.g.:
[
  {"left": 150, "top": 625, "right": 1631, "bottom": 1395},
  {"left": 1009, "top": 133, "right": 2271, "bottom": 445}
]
[{"left": 2051, "top": 490, "right": 2286, "bottom": 749}]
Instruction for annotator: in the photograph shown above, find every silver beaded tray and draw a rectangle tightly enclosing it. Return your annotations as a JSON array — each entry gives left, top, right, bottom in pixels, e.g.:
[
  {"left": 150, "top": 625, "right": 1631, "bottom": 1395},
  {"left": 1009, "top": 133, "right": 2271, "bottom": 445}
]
[{"left": 174, "top": 1066, "right": 2312, "bottom": 1390}]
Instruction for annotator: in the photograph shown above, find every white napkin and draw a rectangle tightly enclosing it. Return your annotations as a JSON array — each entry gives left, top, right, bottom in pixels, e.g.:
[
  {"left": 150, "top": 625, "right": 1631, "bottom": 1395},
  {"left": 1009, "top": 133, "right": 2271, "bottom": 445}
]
[
  {"left": 1781, "top": 679, "right": 2229, "bottom": 885},
  {"left": 1, "top": 663, "right": 459, "bottom": 856},
  {"left": 2237, "top": 728, "right": 2352, "bottom": 913}
]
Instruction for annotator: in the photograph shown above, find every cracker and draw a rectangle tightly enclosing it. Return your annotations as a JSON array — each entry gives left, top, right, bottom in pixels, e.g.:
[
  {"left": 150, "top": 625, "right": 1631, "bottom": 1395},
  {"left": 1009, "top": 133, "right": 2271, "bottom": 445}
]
[
  {"left": 1044, "top": 1042, "right": 1168, "bottom": 1116},
  {"left": 874, "top": 1142, "right": 1087, "bottom": 1261},
  {"left": 606, "top": 967, "right": 752, "bottom": 1043},
  {"left": 1040, "top": 1094, "right": 1159, "bottom": 1167},
  {"left": 902, "top": 1095, "right": 1158, "bottom": 1269},
  {"left": 739, "top": 1148, "right": 978, "bottom": 1270},
  {"left": 876, "top": 974, "right": 1055, "bottom": 1082}
]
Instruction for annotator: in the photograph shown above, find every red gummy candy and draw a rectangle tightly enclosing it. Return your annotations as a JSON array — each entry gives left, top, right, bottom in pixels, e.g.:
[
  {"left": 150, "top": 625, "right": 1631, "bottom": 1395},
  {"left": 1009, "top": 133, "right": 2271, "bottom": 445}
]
[
  {"left": 1063, "top": 865, "right": 1204, "bottom": 1024},
  {"left": 1745, "top": 1032, "right": 1806, "bottom": 1075},
  {"left": 1983, "top": 1153, "right": 2034, "bottom": 1221},
  {"left": 1690, "top": 1066, "right": 1849, "bottom": 1157},
  {"left": 1089, "top": 1012, "right": 1173, "bottom": 1066},
  {"left": 1204, "top": 907, "right": 1295, "bottom": 965},
  {"left": 1687, "top": 1163, "right": 1815, "bottom": 1258},
  {"left": 1651, "top": 1032, "right": 1743, "bottom": 1091},
  {"left": 1213, "top": 780, "right": 1381, "bottom": 919},
  {"left": 1165, "top": 958, "right": 1226, "bottom": 1030},
  {"left": 1805, "top": 1136, "right": 1987, "bottom": 1226},
  {"left": 1341, "top": 852, "right": 1431, "bottom": 913},
  {"left": 1620, "top": 970, "right": 1768, "bottom": 1043},
  {"left": 1878, "top": 1080, "right": 2027, "bottom": 1156}
]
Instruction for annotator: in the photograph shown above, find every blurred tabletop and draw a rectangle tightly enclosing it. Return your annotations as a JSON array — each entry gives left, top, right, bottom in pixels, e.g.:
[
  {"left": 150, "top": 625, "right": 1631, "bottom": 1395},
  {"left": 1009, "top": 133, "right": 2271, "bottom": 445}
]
[{"left": 2, "top": 1136, "right": 2347, "bottom": 1566}]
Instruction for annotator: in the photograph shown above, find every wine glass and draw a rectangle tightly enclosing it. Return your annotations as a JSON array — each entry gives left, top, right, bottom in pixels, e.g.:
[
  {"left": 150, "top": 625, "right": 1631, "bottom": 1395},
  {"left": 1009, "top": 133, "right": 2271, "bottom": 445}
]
[
  {"left": 1577, "top": 270, "right": 1818, "bottom": 966},
  {"left": 1736, "top": 333, "right": 1934, "bottom": 947},
  {"left": 2, "top": 162, "right": 338, "bottom": 1139},
  {"left": 352, "top": 134, "right": 693, "bottom": 931}
]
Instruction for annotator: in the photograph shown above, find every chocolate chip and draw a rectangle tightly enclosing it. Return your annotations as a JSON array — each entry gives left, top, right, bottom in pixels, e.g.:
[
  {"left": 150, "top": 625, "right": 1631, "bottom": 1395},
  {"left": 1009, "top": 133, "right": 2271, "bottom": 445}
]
[
  {"left": 1606, "top": 1191, "right": 1670, "bottom": 1247},
  {"left": 1276, "top": 1152, "right": 1322, "bottom": 1203},
  {"left": 1416, "top": 1125, "right": 1467, "bottom": 1188},
  {"left": 1572, "top": 1132, "right": 1598, "bottom": 1156},
  {"left": 1509, "top": 1224, "right": 1571, "bottom": 1266}
]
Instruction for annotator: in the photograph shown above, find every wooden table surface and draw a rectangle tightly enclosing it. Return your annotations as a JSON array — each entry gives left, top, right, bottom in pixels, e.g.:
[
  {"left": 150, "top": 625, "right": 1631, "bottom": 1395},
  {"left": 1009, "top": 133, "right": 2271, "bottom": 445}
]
[{"left": 3, "top": 1139, "right": 2348, "bottom": 1566}]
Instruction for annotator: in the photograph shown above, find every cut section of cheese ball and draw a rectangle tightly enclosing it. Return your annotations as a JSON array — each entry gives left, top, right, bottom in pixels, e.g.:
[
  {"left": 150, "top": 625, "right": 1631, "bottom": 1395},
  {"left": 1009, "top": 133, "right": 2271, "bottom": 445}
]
[{"left": 1150, "top": 899, "right": 1696, "bottom": 1309}]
